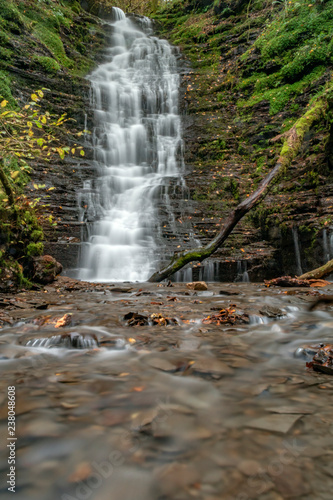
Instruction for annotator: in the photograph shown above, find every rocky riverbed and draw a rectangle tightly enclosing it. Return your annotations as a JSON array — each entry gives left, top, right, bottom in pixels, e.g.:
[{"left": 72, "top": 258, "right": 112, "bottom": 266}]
[{"left": 1, "top": 278, "right": 333, "bottom": 499}]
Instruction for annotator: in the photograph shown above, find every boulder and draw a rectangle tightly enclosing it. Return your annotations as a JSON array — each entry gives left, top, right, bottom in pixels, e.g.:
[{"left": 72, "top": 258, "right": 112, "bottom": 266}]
[
  {"left": 186, "top": 281, "right": 208, "bottom": 291},
  {"left": 33, "top": 255, "right": 63, "bottom": 285}
]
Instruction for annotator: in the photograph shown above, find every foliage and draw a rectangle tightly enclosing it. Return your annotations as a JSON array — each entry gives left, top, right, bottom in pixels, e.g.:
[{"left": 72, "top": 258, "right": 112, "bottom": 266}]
[{"left": 0, "top": 90, "right": 84, "bottom": 164}]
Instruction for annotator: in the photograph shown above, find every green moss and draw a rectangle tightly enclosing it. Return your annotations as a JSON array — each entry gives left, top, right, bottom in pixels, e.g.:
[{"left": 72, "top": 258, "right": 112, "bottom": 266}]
[
  {"left": 30, "top": 230, "right": 44, "bottom": 242},
  {"left": 0, "top": 46, "right": 13, "bottom": 61},
  {"left": 33, "top": 55, "right": 61, "bottom": 74},
  {"left": 33, "top": 25, "right": 73, "bottom": 68},
  {"left": 26, "top": 242, "right": 44, "bottom": 257},
  {"left": 0, "top": 1, "right": 25, "bottom": 29},
  {"left": 0, "top": 70, "right": 16, "bottom": 108},
  {"left": 238, "top": 66, "right": 326, "bottom": 115}
]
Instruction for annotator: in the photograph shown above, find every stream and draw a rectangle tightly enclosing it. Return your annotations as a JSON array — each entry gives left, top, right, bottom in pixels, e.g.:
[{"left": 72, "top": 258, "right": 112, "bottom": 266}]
[{"left": 1, "top": 279, "right": 333, "bottom": 499}]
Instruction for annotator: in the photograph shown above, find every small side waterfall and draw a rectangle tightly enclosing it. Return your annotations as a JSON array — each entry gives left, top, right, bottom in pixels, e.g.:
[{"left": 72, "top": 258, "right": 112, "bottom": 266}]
[
  {"left": 79, "top": 8, "right": 185, "bottom": 281},
  {"left": 292, "top": 226, "right": 303, "bottom": 275},
  {"left": 323, "top": 228, "right": 331, "bottom": 263}
]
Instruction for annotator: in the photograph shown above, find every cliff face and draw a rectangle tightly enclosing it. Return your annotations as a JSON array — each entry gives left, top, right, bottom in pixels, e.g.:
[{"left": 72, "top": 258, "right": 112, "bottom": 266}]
[
  {"left": 0, "top": 0, "right": 111, "bottom": 275},
  {"left": 154, "top": 0, "right": 333, "bottom": 280}
]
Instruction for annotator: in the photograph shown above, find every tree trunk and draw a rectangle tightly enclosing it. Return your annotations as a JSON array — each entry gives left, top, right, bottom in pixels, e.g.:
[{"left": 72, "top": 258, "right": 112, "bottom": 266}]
[
  {"left": 299, "top": 258, "right": 333, "bottom": 280},
  {"left": 148, "top": 96, "right": 328, "bottom": 282}
]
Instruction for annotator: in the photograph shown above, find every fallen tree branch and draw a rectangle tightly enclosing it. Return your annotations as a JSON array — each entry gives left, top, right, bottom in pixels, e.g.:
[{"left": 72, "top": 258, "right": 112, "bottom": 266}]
[
  {"left": 299, "top": 258, "right": 333, "bottom": 280},
  {"left": 148, "top": 94, "right": 329, "bottom": 282}
]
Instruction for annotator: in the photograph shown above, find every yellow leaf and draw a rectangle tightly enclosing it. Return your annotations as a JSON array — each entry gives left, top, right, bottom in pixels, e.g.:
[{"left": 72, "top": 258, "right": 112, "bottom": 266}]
[
  {"left": 11, "top": 171, "right": 20, "bottom": 180},
  {"left": 33, "top": 183, "right": 39, "bottom": 189},
  {"left": 80, "top": 150, "right": 85, "bottom": 157},
  {"left": 0, "top": 100, "right": 8, "bottom": 108},
  {"left": 71, "top": 148, "right": 75, "bottom": 154},
  {"left": 56, "top": 147, "right": 65, "bottom": 160},
  {"left": 41, "top": 116, "right": 47, "bottom": 124},
  {"left": 48, "top": 187, "right": 56, "bottom": 191},
  {"left": 37, "top": 90, "right": 44, "bottom": 98},
  {"left": 31, "top": 94, "right": 38, "bottom": 102}
]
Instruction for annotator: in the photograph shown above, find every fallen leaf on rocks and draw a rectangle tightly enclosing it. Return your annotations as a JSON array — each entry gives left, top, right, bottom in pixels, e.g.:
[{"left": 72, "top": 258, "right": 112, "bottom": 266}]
[
  {"left": 55, "top": 314, "right": 72, "bottom": 328},
  {"left": 308, "top": 279, "right": 330, "bottom": 287},
  {"left": 124, "top": 312, "right": 179, "bottom": 326},
  {"left": 202, "top": 305, "right": 249, "bottom": 325},
  {"left": 124, "top": 312, "right": 148, "bottom": 326},
  {"left": 265, "top": 276, "right": 310, "bottom": 287}
]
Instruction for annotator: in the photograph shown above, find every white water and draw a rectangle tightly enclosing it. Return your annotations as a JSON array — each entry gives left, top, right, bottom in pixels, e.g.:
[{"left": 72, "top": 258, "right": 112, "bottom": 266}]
[
  {"left": 79, "top": 8, "right": 184, "bottom": 281},
  {"left": 292, "top": 226, "right": 303, "bottom": 275}
]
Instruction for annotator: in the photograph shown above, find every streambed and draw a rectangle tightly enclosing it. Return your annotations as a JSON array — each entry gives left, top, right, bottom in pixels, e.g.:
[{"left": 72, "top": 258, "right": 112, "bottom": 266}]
[{"left": 1, "top": 278, "right": 333, "bottom": 499}]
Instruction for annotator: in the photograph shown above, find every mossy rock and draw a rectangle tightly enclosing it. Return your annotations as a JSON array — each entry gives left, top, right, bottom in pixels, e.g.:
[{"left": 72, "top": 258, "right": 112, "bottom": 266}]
[{"left": 32, "top": 254, "right": 63, "bottom": 284}]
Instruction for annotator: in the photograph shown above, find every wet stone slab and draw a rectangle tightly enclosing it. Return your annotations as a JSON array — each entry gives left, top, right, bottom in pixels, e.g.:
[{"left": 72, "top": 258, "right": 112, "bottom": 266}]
[{"left": 0, "top": 278, "right": 333, "bottom": 499}]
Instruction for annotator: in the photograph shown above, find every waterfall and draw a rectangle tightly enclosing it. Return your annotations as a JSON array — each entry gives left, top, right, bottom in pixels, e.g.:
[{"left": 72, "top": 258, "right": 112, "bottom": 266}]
[
  {"left": 323, "top": 228, "right": 330, "bottom": 263},
  {"left": 235, "top": 260, "right": 250, "bottom": 282},
  {"left": 292, "top": 226, "right": 303, "bottom": 275},
  {"left": 79, "top": 8, "right": 184, "bottom": 282}
]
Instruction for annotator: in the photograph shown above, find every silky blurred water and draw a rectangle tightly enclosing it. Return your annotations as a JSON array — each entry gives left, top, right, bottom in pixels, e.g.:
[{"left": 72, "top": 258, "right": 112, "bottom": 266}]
[{"left": 79, "top": 8, "right": 185, "bottom": 282}]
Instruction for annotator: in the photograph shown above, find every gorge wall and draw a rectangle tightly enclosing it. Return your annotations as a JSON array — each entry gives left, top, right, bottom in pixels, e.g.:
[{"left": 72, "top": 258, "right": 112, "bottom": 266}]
[
  {"left": 1, "top": 0, "right": 333, "bottom": 283},
  {"left": 154, "top": 0, "right": 333, "bottom": 280}
]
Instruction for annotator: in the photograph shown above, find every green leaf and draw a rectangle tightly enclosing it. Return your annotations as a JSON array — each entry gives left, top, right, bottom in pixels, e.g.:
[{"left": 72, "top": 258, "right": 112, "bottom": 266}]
[{"left": 80, "top": 150, "right": 85, "bottom": 157}]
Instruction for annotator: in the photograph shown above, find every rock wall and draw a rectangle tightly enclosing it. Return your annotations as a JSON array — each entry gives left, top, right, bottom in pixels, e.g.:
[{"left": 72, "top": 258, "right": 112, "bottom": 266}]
[{"left": 154, "top": 0, "right": 333, "bottom": 281}]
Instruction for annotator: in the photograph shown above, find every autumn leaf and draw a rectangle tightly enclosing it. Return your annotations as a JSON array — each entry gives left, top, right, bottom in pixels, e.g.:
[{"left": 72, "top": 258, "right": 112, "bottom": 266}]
[{"left": 0, "top": 100, "right": 8, "bottom": 108}]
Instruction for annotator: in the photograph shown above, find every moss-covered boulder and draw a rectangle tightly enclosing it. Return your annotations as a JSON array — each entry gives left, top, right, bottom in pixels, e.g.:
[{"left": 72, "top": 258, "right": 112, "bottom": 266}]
[{"left": 33, "top": 254, "right": 63, "bottom": 284}]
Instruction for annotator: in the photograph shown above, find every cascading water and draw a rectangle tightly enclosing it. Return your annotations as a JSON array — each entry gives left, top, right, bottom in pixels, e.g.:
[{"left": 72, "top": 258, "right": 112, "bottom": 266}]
[
  {"left": 79, "top": 8, "right": 185, "bottom": 281},
  {"left": 292, "top": 226, "right": 303, "bottom": 275}
]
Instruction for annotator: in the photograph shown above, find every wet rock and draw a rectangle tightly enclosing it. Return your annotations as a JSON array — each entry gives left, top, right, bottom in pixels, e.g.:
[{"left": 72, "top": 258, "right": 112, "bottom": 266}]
[
  {"left": 144, "top": 357, "right": 177, "bottom": 372},
  {"left": 187, "top": 281, "right": 208, "bottom": 291},
  {"left": 33, "top": 255, "right": 63, "bottom": 285},
  {"left": 271, "top": 465, "right": 310, "bottom": 498},
  {"left": 124, "top": 311, "right": 179, "bottom": 327},
  {"left": 247, "top": 413, "right": 302, "bottom": 434},
  {"left": 259, "top": 305, "right": 284, "bottom": 318},
  {"left": 203, "top": 305, "right": 249, "bottom": 325},
  {"left": 192, "top": 358, "right": 233, "bottom": 377}
]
